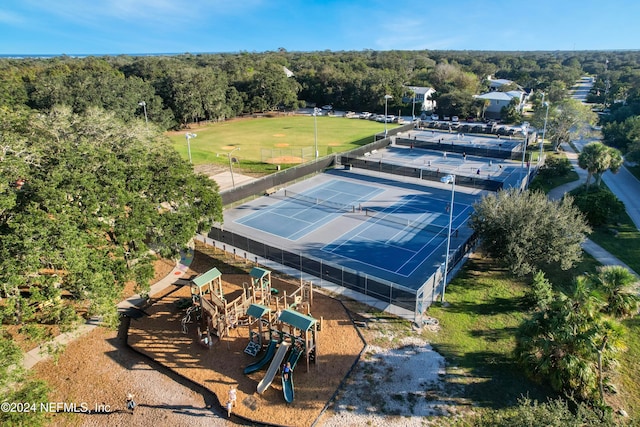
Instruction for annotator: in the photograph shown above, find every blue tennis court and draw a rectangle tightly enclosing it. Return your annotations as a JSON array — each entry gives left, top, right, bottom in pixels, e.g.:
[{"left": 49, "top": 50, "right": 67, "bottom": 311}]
[
  {"left": 232, "top": 173, "right": 474, "bottom": 288},
  {"left": 235, "top": 180, "right": 382, "bottom": 240},
  {"left": 323, "top": 194, "right": 471, "bottom": 277}
]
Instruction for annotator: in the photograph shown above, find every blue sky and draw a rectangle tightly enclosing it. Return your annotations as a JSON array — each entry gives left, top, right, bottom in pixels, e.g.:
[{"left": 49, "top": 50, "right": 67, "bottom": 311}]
[{"left": 0, "top": 0, "right": 637, "bottom": 55}]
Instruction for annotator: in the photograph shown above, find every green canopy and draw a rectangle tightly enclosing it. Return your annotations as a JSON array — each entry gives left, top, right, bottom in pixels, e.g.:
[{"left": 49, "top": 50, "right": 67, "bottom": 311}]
[
  {"left": 246, "top": 303, "right": 270, "bottom": 318},
  {"left": 278, "top": 308, "right": 316, "bottom": 332}
]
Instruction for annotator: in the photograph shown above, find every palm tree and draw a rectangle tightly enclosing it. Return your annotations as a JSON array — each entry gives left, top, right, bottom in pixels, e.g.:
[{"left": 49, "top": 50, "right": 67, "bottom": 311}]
[
  {"left": 590, "top": 318, "right": 625, "bottom": 402},
  {"left": 592, "top": 265, "right": 639, "bottom": 318},
  {"left": 577, "top": 142, "right": 623, "bottom": 188}
]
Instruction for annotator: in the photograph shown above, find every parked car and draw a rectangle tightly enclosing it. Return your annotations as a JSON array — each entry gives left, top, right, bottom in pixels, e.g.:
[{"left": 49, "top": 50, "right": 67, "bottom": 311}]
[
  {"left": 452, "top": 116, "right": 459, "bottom": 123},
  {"left": 430, "top": 114, "right": 439, "bottom": 121},
  {"left": 321, "top": 105, "right": 333, "bottom": 111}
]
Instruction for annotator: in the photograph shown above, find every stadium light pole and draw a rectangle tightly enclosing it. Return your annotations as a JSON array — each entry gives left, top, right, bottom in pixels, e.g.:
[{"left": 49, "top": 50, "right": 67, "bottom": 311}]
[
  {"left": 384, "top": 94, "right": 393, "bottom": 138},
  {"left": 411, "top": 91, "right": 416, "bottom": 121},
  {"left": 520, "top": 122, "right": 529, "bottom": 185},
  {"left": 185, "top": 132, "right": 197, "bottom": 163},
  {"left": 540, "top": 101, "right": 550, "bottom": 163},
  {"left": 439, "top": 174, "right": 455, "bottom": 303},
  {"left": 227, "top": 146, "right": 240, "bottom": 188},
  {"left": 313, "top": 107, "right": 319, "bottom": 159},
  {"left": 138, "top": 101, "right": 148, "bottom": 126}
]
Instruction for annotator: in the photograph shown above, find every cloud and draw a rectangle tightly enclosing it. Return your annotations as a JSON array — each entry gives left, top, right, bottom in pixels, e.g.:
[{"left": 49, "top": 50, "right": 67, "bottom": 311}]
[{"left": 23, "top": 0, "right": 264, "bottom": 27}]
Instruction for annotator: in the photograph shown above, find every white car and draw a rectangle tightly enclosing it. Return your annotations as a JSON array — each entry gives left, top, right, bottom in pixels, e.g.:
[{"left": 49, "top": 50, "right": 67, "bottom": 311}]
[
  {"left": 321, "top": 105, "right": 333, "bottom": 111},
  {"left": 452, "top": 116, "right": 459, "bottom": 123},
  {"left": 430, "top": 114, "right": 439, "bottom": 121}
]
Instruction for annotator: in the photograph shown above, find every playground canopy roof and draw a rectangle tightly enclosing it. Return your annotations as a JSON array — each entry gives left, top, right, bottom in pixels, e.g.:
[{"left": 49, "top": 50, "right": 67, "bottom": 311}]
[
  {"left": 279, "top": 308, "right": 317, "bottom": 332},
  {"left": 250, "top": 267, "right": 270, "bottom": 280},
  {"left": 192, "top": 267, "right": 222, "bottom": 288},
  {"left": 246, "top": 303, "right": 271, "bottom": 318}
]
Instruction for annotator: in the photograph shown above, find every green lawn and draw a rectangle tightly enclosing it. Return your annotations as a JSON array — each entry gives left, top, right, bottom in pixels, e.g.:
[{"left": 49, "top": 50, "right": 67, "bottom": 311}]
[
  {"left": 166, "top": 115, "right": 395, "bottom": 172},
  {"left": 589, "top": 210, "right": 640, "bottom": 275},
  {"left": 421, "top": 255, "right": 602, "bottom": 410}
]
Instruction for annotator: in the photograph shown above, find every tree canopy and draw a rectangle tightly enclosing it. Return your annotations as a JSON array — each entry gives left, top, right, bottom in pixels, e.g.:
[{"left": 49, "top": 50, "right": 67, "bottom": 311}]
[
  {"left": 469, "top": 188, "right": 591, "bottom": 276},
  {"left": 0, "top": 106, "right": 222, "bottom": 326},
  {"left": 516, "top": 267, "right": 638, "bottom": 402}
]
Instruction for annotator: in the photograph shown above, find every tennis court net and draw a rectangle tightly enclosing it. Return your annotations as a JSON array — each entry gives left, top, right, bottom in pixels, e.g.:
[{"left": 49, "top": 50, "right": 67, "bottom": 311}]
[
  {"left": 284, "top": 190, "right": 355, "bottom": 213},
  {"left": 364, "top": 207, "right": 449, "bottom": 236}
]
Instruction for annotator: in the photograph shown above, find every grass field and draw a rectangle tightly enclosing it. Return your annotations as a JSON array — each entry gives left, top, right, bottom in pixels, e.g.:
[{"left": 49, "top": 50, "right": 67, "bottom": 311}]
[
  {"left": 421, "top": 252, "right": 603, "bottom": 411},
  {"left": 166, "top": 115, "right": 396, "bottom": 172}
]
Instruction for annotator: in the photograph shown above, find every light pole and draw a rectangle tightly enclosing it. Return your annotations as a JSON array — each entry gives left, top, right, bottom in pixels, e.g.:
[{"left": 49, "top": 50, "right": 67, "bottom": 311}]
[
  {"left": 439, "top": 174, "right": 455, "bottom": 303},
  {"left": 520, "top": 122, "right": 529, "bottom": 167},
  {"left": 227, "top": 146, "right": 240, "bottom": 188},
  {"left": 185, "top": 132, "right": 196, "bottom": 163},
  {"left": 411, "top": 92, "right": 416, "bottom": 122},
  {"left": 540, "top": 101, "right": 550, "bottom": 162},
  {"left": 313, "top": 107, "right": 319, "bottom": 159},
  {"left": 138, "top": 101, "right": 148, "bottom": 126},
  {"left": 384, "top": 94, "right": 393, "bottom": 138}
]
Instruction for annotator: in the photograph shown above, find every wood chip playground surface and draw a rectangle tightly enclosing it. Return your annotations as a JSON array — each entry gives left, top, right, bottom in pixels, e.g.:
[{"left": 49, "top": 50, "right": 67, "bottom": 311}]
[{"left": 128, "top": 252, "right": 364, "bottom": 427}]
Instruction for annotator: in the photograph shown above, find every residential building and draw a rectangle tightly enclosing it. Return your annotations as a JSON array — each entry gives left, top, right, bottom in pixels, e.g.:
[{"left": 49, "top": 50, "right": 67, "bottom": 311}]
[{"left": 403, "top": 86, "right": 437, "bottom": 112}]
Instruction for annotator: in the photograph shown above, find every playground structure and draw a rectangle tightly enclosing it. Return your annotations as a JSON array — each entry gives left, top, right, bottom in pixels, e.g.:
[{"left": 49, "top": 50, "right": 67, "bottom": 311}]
[
  {"left": 185, "top": 267, "right": 257, "bottom": 347},
  {"left": 182, "top": 264, "right": 320, "bottom": 402},
  {"left": 243, "top": 281, "right": 320, "bottom": 401}
]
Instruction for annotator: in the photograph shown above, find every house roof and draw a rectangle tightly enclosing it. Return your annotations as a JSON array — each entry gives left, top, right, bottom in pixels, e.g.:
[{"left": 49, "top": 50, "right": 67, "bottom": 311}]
[
  {"left": 475, "top": 91, "right": 524, "bottom": 101},
  {"left": 283, "top": 66, "right": 295, "bottom": 78},
  {"left": 404, "top": 86, "right": 435, "bottom": 96},
  {"left": 278, "top": 308, "right": 316, "bottom": 332},
  {"left": 192, "top": 267, "right": 222, "bottom": 287}
]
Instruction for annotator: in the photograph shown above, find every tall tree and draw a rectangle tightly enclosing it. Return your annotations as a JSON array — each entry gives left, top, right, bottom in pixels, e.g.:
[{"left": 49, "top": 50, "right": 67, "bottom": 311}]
[
  {"left": 546, "top": 99, "right": 598, "bottom": 151},
  {"left": 577, "top": 141, "right": 623, "bottom": 187},
  {"left": 0, "top": 106, "right": 223, "bottom": 326}
]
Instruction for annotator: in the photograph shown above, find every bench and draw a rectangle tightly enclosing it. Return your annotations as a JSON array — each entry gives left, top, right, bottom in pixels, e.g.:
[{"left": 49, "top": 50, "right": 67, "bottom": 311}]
[{"left": 265, "top": 187, "right": 277, "bottom": 196}]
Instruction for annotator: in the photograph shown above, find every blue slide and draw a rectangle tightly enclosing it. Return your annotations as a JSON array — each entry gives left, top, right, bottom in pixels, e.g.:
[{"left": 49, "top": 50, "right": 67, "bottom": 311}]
[
  {"left": 243, "top": 339, "right": 278, "bottom": 375},
  {"left": 282, "top": 347, "right": 304, "bottom": 403}
]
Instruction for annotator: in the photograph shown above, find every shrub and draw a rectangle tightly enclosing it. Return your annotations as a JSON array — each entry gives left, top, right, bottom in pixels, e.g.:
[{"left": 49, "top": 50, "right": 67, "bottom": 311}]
[
  {"left": 539, "top": 155, "right": 572, "bottom": 179},
  {"left": 571, "top": 186, "right": 625, "bottom": 226}
]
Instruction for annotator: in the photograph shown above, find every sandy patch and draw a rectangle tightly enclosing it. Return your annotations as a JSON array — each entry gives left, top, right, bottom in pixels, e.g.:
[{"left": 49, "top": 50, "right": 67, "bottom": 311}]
[
  {"left": 220, "top": 146, "right": 238, "bottom": 150},
  {"left": 321, "top": 337, "right": 450, "bottom": 426},
  {"left": 328, "top": 142, "right": 342, "bottom": 147},
  {"left": 274, "top": 143, "right": 289, "bottom": 147},
  {"left": 273, "top": 134, "right": 287, "bottom": 138}
]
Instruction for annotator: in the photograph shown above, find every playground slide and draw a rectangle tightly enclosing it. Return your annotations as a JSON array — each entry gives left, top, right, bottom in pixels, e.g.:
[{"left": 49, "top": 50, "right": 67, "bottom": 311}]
[
  {"left": 282, "top": 347, "right": 303, "bottom": 403},
  {"left": 243, "top": 339, "right": 278, "bottom": 375},
  {"left": 257, "top": 342, "right": 291, "bottom": 395}
]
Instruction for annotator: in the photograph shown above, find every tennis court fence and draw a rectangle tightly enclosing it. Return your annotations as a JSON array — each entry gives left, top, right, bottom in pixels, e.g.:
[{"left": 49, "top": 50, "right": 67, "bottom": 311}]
[
  {"left": 207, "top": 226, "right": 477, "bottom": 316},
  {"left": 340, "top": 156, "right": 503, "bottom": 191}
]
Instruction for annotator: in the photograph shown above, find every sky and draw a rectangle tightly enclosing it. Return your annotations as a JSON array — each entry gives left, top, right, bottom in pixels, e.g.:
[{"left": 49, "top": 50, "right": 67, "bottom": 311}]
[{"left": 0, "top": 0, "right": 638, "bottom": 56}]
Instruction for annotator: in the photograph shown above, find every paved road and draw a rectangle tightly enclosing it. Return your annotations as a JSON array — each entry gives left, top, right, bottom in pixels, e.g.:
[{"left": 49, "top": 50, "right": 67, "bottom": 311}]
[
  {"left": 571, "top": 137, "right": 640, "bottom": 231},
  {"left": 569, "top": 77, "right": 640, "bottom": 231},
  {"left": 570, "top": 76, "right": 594, "bottom": 102},
  {"left": 548, "top": 143, "right": 638, "bottom": 276}
]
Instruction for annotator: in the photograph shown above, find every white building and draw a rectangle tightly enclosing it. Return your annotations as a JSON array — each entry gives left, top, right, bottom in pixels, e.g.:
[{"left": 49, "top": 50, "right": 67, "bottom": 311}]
[
  {"left": 403, "top": 86, "right": 437, "bottom": 112},
  {"left": 474, "top": 90, "right": 526, "bottom": 119}
]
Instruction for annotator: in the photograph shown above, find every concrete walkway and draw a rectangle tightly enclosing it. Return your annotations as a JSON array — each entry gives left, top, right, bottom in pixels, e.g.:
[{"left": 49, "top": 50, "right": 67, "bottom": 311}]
[
  {"left": 547, "top": 143, "right": 638, "bottom": 277},
  {"left": 22, "top": 246, "right": 195, "bottom": 370}
]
